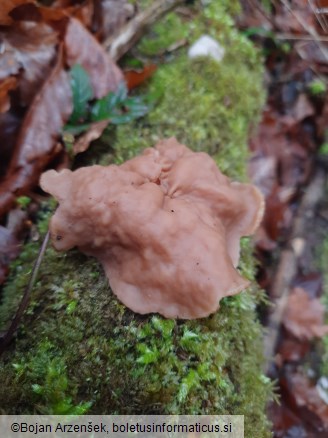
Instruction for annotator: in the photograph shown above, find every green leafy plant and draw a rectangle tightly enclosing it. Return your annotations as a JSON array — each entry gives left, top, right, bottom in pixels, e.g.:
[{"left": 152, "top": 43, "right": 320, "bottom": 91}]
[
  {"left": 308, "top": 79, "right": 327, "bottom": 96},
  {"left": 16, "top": 196, "right": 32, "bottom": 209},
  {"left": 69, "top": 64, "right": 93, "bottom": 125},
  {"left": 64, "top": 64, "right": 150, "bottom": 136},
  {"left": 319, "top": 142, "right": 328, "bottom": 156}
]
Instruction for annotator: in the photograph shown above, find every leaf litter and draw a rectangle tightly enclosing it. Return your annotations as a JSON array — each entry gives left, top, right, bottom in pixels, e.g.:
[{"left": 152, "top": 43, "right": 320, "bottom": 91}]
[
  {"left": 0, "top": 0, "right": 147, "bottom": 285},
  {"left": 240, "top": 1, "right": 328, "bottom": 435},
  {"left": 0, "top": 1, "right": 327, "bottom": 434}
]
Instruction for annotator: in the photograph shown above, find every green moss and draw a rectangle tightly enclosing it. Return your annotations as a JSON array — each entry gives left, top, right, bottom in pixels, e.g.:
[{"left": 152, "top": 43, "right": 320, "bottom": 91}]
[
  {"left": 114, "top": 4, "right": 264, "bottom": 180},
  {"left": 0, "top": 1, "right": 271, "bottom": 436},
  {"left": 138, "top": 12, "right": 190, "bottom": 56},
  {"left": 318, "top": 218, "right": 328, "bottom": 377}
]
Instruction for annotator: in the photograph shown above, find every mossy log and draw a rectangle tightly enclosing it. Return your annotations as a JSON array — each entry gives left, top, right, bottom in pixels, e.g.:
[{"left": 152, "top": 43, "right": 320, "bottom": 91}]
[{"left": 0, "top": 2, "right": 272, "bottom": 437}]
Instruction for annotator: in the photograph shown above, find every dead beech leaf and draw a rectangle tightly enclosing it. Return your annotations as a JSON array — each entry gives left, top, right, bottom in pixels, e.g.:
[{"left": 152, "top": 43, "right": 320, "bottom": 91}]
[
  {"left": 10, "top": 47, "right": 71, "bottom": 168},
  {"left": 283, "top": 287, "right": 328, "bottom": 340},
  {"left": 93, "top": 0, "right": 134, "bottom": 40},
  {"left": 277, "top": 336, "right": 310, "bottom": 364},
  {"left": 318, "top": 95, "right": 328, "bottom": 138},
  {"left": 9, "top": 2, "right": 44, "bottom": 22},
  {"left": 296, "top": 41, "right": 328, "bottom": 70},
  {"left": 64, "top": 17, "right": 124, "bottom": 99},
  {"left": 291, "top": 93, "right": 315, "bottom": 122},
  {"left": 0, "top": 77, "right": 17, "bottom": 113},
  {"left": 250, "top": 109, "right": 310, "bottom": 189},
  {"left": 268, "top": 401, "right": 304, "bottom": 438},
  {"left": 73, "top": 120, "right": 108, "bottom": 155},
  {"left": 274, "top": 1, "right": 316, "bottom": 34},
  {"left": 124, "top": 65, "right": 157, "bottom": 90},
  {"left": 0, "top": 21, "right": 58, "bottom": 106},
  {"left": 254, "top": 226, "right": 277, "bottom": 252},
  {"left": 281, "top": 372, "right": 328, "bottom": 431},
  {"left": 10, "top": 1, "right": 94, "bottom": 28},
  {"left": 248, "top": 155, "right": 277, "bottom": 198},
  {"left": 294, "top": 272, "right": 323, "bottom": 299},
  {"left": 0, "top": 208, "right": 27, "bottom": 285},
  {"left": 0, "top": 46, "right": 72, "bottom": 217},
  {"left": 0, "top": 225, "right": 20, "bottom": 285},
  {"left": 262, "top": 187, "right": 293, "bottom": 241},
  {"left": 0, "top": 112, "right": 22, "bottom": 178},
  {"left": 0, "top": 0, "right": 31, "bottom": 25}
]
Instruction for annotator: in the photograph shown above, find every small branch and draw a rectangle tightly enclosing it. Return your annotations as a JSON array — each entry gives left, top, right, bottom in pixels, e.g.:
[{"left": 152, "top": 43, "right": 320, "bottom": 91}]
[
  {"left": 0, "top": 231, "right": 49, "bottom": 357},
  {"left": 308, "top": 0, "right": 328, "bottom": 33},
  {"left": 263, "top": 166, "right": 326, "bottom": 373},
  {"left": 275, "top": 32, "right": 328, "bottom": 42},
  {"left": 104, "top": 0, "right": 184, "bottom": 61},
  {"left": 279, "top": 0, "right": 328, "bottom": 63},
  {"left": 248, "top": 0, "right": 275, "bottom": 28}
]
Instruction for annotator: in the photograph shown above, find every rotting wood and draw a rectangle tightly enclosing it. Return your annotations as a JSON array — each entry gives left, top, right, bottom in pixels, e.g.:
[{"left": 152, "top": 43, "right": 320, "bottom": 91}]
[
  {"left": 104, "top": 0, "right": 185, "bottom": 61},
  {"left": 263, "top": 164, "right": 327, "bottom": 373}
]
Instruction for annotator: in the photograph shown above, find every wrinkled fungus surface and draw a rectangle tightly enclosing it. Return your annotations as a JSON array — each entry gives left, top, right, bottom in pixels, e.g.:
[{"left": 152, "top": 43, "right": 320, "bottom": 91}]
[{"left": 40, "top": 138, "right": 264, "bottom": 319}]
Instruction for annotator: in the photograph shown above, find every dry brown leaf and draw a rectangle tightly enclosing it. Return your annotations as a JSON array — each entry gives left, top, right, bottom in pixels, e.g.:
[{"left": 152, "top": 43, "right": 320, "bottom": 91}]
[
  {"left": 0, "top": 208, "right": 28, "bottom": 285},
  {"left": 0, "top": 225, "right": 20, "bottom": 284},
  {"left": 94, "top": 0, "right": 134, "bottom": 40},
  {"left": 318, "top": 95, "right": 328, "bottom": 138},
  {"left": 0, "top": 8, "right": 124, "bottom": 219},
  {"left": 277, "top": 336, "right": 311, "bottom": 364},
  {"left": 0, "top": 112, "right": 22, "bottom": 178},
  {"left": 274, "top": 0, "right": 316, "bottom": 34},
  {"left": 296, "top": 41, "right": 328, "bottom": 69},
  {"left": 291, "top": 93, "right": 315, "bottom": 122},
  {"left": 268, "top": 400, "right": 304, "bottom": 438},
  {"left": 0, "top": 21, "right": 58, "bottom": 106},
  {"left": 0, "top": 46, "right": 72, "bottom": 217},
  {"left": 9, "top": 48, "right": 71, "bottom": 169},
  {"left": 9, "top": 0, "right": 94, "bottom": 28},
  {"left": 73, "top": 120, "right": 108, "bottom": 155},
  {"left": 64, "top": 17, "right": 124, "bottom": 99},
  {"left": 283, "top": 287, "right": 328, "bottom": 340},
  {"left": 248, "top": 155, "right": 277, "bottom": 198},
  {"left": 0, "top": 77, "right": 17, "bottom": 113},
  {"left": 0, "top": 0, "right": 31, "bottom": 25},
  {"left": 294, "top": 272, "right": 323, "bottom": 299},
  {"left": 124, "top": 64, "right": 157, "bottom": 90},
  {"left": 282, "top": 372, "right": 328, "bottom": 431},
  {"left": 250, "top": 109, "right": 311, "bottom": 188}
]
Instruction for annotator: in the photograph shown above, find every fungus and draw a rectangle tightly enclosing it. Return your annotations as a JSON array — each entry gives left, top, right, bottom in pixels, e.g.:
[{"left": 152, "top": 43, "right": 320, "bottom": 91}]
[{"left": 40, "top": 138, "right": 264, "bottom": 319}]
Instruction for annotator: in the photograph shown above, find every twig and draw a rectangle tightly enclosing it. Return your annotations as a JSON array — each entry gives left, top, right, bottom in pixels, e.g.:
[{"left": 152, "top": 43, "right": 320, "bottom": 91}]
[
  {"left": 263, "top": 165, "right": 326, "bottom": 373},
  {"left": 104, "top": 0, "right": 184, "bottom": 61},
  {"left": 308, "top": 0, "right": 328, "bottom": 33},
  {"left": 0, "top": 231, "right": 49, "bottom": 357},
  {"left": 279, "top": 0, "right": 328, "bottom": 62},
  {"left": 275, "top": 32, "right": 328, "bottom": 42},
  {"left": 245, "top": 0, "right": 275, "bottom": 28}
]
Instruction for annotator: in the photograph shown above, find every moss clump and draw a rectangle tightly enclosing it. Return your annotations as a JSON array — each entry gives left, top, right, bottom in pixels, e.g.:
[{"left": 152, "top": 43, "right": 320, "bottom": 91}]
[
  {"left": 0, "top": 1, "right": 271, "bottom": 437},
  {"left": 318, "top": 219, "right": 328, "bottom": 377},
  {"left": 112, "top": 1, "right": 265, "bottom": 181}
]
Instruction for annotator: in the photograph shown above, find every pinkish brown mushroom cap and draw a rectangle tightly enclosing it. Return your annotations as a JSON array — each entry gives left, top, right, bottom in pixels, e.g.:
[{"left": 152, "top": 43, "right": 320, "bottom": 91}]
[{"left": 40, "top": 138, "right": 264, "bottom": 319}]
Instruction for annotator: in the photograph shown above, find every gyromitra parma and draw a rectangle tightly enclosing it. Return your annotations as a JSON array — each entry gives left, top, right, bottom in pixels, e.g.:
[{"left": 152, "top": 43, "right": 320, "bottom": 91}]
[{"left": 40, "top": 138, "right": 264, "bottom": 319}]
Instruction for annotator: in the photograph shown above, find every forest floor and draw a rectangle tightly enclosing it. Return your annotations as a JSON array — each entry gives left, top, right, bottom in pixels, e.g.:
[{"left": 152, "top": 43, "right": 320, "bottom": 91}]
[
  {"left": 0, "top": 1, "right": 327, "bottom": 437},
  {"left": 239, "top": 1, "right": 328, "bottom": 436}
]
